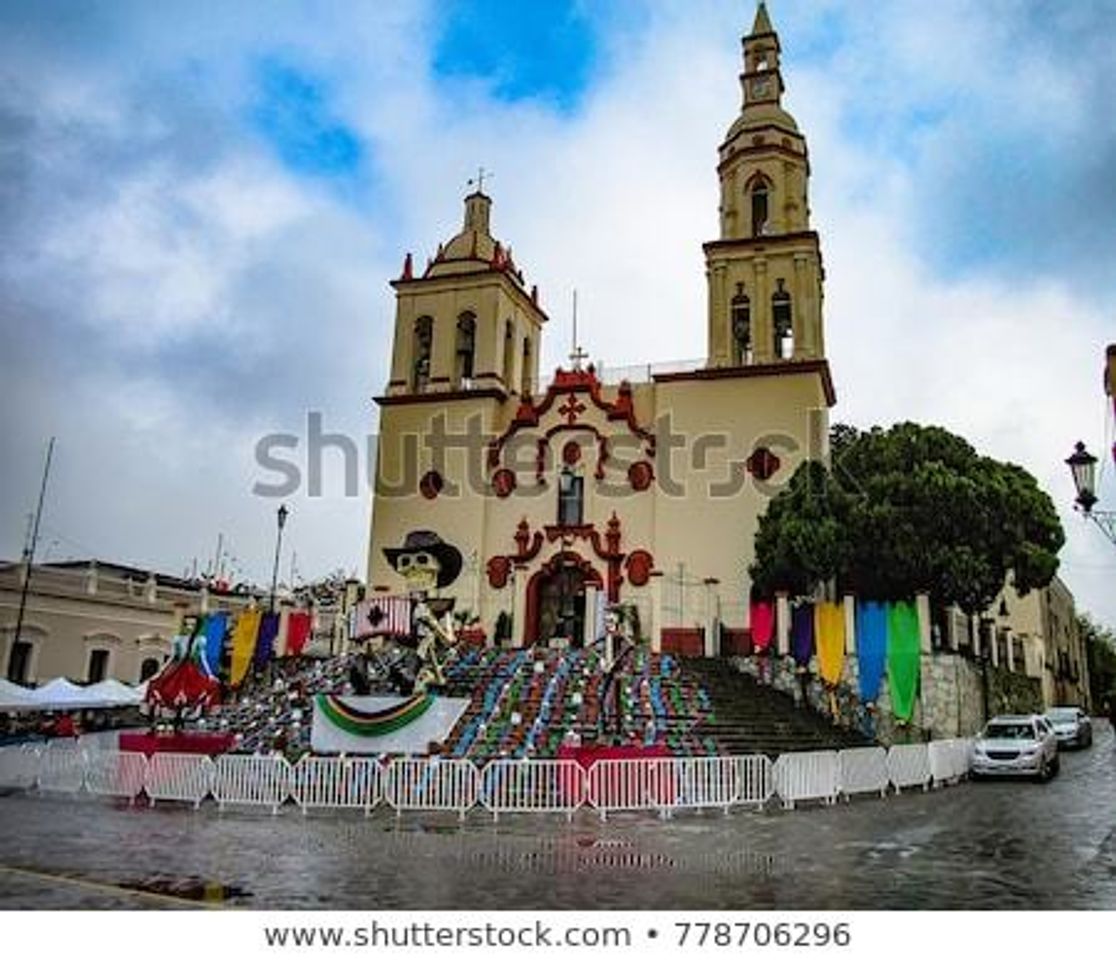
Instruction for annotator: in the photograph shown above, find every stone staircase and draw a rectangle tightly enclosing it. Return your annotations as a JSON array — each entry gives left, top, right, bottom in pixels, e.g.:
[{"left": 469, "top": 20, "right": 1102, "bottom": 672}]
[{"left": 682, "top": 657, "right": 872, "bottom": 756}]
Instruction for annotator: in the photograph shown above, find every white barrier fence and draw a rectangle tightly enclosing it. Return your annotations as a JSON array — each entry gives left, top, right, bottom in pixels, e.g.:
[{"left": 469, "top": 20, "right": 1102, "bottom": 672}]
[
  {"left": 886, "top": 743, "right": 933, "bottom": 792},
  {"left": 145, "top": 754, "right": 214, "bottom": 808},
  {"left": 0, "top": 739, "right": 974, "bottom": 817},
  {"left": 772, "top": 750, "right": 839, "bottom": 809},
  {"left": 38, "top": 744, "right": 87, "bottom": 793},
  {"left": 384, "top": 758, "right": 479, "bottom": 818},
  {"left": 480, "top": 759, "right": 584, "bottom": 820},
  {"left": 838, "top": 746, "right": 890, "bottom": 800},
  {"left": 85, "top": 751, "right": 147, "bottom": 800},
  {"left": 212, "top": 755, "right": 291, "bottom": 814},
  {"left": 291, "top": 756, "right": 382, "bottom": 814}
]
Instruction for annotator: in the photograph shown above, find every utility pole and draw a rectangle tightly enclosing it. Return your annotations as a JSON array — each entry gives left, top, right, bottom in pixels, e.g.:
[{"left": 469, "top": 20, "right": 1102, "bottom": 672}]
[{"left": 12, "top": 438, "right": 56, "bottom": 659}]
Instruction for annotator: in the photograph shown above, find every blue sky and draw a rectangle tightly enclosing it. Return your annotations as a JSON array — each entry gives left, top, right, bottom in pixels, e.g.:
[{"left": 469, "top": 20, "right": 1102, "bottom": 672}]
[{"left": 1, "top": 0, "right": 1114, "bottom": 626}]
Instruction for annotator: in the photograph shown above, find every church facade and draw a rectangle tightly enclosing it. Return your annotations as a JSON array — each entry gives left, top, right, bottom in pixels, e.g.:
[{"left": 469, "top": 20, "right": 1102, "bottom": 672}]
[{"left": 366, "top": 5, "right": 835, "bottom": 653}]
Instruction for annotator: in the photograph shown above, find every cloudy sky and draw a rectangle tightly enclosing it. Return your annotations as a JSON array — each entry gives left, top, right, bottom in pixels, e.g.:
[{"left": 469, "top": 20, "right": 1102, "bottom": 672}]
[{"left": 1, "top": 1, "right": 1114, "bottom": 624}]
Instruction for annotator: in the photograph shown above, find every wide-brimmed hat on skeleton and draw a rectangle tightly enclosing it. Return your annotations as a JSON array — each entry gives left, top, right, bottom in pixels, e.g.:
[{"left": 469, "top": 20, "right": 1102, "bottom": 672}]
[{"left": 384, "top": 530, "right": 463, "bottom": 589}]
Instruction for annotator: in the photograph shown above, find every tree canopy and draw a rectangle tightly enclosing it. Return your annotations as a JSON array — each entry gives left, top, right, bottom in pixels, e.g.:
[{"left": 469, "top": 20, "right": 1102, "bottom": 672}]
[
  {"left": 750, "top": 422, "right": 1065, "bottom": 613},
  {"left": 1080, "top": 614, "right": 1116, "bottom": 708}
]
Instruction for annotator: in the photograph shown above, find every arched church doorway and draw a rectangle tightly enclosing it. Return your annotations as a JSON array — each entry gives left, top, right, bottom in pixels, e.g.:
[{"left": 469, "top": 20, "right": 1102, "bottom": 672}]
[{"left": 524, "top": 552, "right": 603, "bottom": 646}]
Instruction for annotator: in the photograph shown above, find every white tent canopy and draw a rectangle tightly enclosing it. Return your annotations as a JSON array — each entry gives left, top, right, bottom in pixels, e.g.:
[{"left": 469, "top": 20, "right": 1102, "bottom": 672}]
[
  {"left": 0, "top": 678, "right": 38, "bottom": 710},
  {"left": 0, "top": 677, "right": 146, "bottom": 712}
]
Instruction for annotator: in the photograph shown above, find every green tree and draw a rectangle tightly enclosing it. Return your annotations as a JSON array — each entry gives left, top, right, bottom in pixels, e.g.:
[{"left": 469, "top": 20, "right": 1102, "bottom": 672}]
[
  {"left": 1080, "top": 614, "right": 1116, "bottom": 709},
  {"left": 750, "top": 422, "right": 1065, "bottom": 613}
]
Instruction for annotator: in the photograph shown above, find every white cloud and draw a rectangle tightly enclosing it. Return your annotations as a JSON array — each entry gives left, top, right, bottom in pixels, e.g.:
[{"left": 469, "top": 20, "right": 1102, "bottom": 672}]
[{"left": 2, "top": 0, "right": 1114, "bottom": 628}]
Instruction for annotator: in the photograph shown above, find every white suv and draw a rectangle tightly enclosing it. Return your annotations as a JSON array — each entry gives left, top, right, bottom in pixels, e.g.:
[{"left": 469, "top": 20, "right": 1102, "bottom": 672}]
[{"left": 971, "top": 714, "right": 1060, "bottom": 781}]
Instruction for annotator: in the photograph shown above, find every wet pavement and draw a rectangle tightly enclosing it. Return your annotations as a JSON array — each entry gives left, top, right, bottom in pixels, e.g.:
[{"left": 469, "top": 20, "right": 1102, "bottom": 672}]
[{"left": 1, "top": 724, "right": 1114, "bottom": 910}]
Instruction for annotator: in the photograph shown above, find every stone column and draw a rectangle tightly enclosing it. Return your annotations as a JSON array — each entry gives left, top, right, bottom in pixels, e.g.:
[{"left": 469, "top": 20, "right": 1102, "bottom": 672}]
[
  {"left": 775, "top": 591, "right": 790, "bottom": 657},
  {"left": 989, "top": 624, "right": 999, "bottom": 668},
  {"left": 843, "top": 594, "right": 857, "bottom": 655},
  {"left": 583, "top": 584, "right": 598, "bottom": 649},
  {"left": 754, "top": 257, "right": 770, "bottom": 363},
  {"left": 1005, "top": 628, "right": 1015, "bottom": 672},
  {"left": 915, "top": 593, "right": 932, "bottom": 654},
  {"left": 512, "top": 566, "right": 528, "bottom": 648},
  {"left": 970, "top": 614, "right": 981, "bottom": 659},
  {"left": 703, "top": 579, "right": 719, "bottom": 658},
  {"left": 649, "top": 572, "right": 664, "bottom": 654}
]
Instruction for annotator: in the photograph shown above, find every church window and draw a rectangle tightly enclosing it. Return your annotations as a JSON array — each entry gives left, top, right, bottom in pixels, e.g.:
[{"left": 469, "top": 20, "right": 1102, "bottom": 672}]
[
  {"left": 750, "top": 179, "right": 769, "bottom": 236},
  {"left": 7, "top": 640, "right": 32, "bottom": 683},
  {"left": 520, "top": 337, "right": 532, "bottom": 396},
  {"left": 455, "top": 312, "right": 476, "bottom": 384},
  {"left": 412, "top": 316, "right": 433, "bottom": 392},
  {"left": 502, "top": 321, "right": 515, "bottom": 387},
  {"left": 558, "top": 467, "right": 584, "bottom": 527},
  {"left": 731, "top": 284, "right": 752, "bottom": 364},
  {"left": 87, "top": 649, "right": 109, "bottom": 683},
  {"left": 772, "top": 281, "right": 793, "bottom": 359}
]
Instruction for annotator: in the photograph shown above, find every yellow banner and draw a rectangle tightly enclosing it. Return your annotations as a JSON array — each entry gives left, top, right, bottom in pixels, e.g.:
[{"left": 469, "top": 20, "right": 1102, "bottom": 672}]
[
  {"left": 815, "top": 602, "right": 846, "bottom": 685},
  {"left": 229, "top": 610, "right": 262, "bottom": 688}
]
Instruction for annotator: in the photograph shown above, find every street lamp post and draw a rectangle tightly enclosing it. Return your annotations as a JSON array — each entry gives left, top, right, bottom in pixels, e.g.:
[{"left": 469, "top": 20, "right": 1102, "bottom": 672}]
[
  {"left": 1065, "top": 441, "right": 1116, "bottom": 546},
  {"left": 269, "top": 504, "right": 289, "bottom": 613}
]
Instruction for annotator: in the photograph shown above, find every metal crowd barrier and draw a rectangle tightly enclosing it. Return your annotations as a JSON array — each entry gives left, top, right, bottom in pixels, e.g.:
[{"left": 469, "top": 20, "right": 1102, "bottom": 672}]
[
  {"left": 0, "top": 739, "right": 973, "bottom": 817},
  {"left": 291, "top": 755, "right": 382, "bottom": 815}
]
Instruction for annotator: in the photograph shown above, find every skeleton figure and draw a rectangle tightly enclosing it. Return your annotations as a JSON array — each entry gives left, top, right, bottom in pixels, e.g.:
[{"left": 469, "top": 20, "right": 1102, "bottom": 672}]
[{"left": 383, "top": 530, "right": 464, "bottom": 694}]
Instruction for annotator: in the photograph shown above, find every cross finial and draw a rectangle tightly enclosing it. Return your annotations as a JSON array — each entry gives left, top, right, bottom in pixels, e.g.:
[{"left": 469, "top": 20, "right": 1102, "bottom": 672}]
[
  {"left": 569, "top": 289, "right": 588, "bottom": 370},
  {"left": 467, "top": 166, "right": 491, "bottom": 194}
]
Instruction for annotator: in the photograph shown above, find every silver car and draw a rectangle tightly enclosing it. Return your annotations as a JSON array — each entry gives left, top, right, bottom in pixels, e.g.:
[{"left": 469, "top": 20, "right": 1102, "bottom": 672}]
[
  {"left": 971, "top": 714, "right": 1060, "bottom": 781},
  {"left": 1045, "top": 706, "right": 1093, "bottom": 749}
]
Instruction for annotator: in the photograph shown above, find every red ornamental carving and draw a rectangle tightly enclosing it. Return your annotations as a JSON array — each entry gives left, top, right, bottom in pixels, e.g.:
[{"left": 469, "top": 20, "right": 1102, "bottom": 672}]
[
  {"left": 486, "top": 556, "right": 512, "bottom": 589},
  {"left": 562, "top": 440, "right": 581, "bottom": 466},
  {"left": 627, "top": 461, "right": 654, "bottom": 492},
  {"left": 419, "top": 470, "right": 444, "bottom": 500},
  {"left": 492, "top": 468, "right": 517, "bottom": 498},
  {"left": 625, "top": 550, "right": 654, "bottom": 587},
  {"left": 746, "top": 446, "right": 781, "bottom": 481},
  {"left": 557, "top": 394, "right": 586, "bottom": 424}
]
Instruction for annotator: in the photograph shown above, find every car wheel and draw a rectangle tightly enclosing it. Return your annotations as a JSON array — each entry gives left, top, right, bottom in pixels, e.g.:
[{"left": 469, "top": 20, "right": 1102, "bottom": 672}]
[
  {"left": 1034, "top": 758, "right": 1049, "bottom": 782},
  {"left": 1051, "top": 755, "right": 1061, "bottom": 777}
]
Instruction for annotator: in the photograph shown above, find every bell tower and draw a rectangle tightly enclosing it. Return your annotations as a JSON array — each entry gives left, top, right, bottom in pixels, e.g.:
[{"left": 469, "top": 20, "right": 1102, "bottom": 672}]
[
  {"left": 705, "top": 1, "right": 825, "bottom": 367},
  {"left": 385, "top": 186, "right": 546, "bottom": 399}
]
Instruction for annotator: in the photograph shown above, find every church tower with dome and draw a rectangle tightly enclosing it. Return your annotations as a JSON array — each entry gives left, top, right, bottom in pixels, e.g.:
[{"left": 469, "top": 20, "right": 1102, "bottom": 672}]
[{"left": 366, "top": 4, "right": 834, "bottom": 654}]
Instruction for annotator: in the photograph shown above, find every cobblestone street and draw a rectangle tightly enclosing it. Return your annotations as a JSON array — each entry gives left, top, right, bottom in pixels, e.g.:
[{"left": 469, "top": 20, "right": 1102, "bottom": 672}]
[{"left": 1, "top": 724, "right": 1114, "bottom": 910}]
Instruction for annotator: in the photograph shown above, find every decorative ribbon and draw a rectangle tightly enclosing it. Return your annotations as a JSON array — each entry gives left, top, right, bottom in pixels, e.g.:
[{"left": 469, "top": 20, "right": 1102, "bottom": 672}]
[
  {"left": 791, "top": 602, "right": 815, "bottom": 667},
  {"left": 317, "top": 692, "right": 434, "bottom": 737},
  {"left": 856, "top": 601, "right": 888, "bottom": 703},
  {"left": 750, "top": 601, "right": 775, "bottom": 653},
  {"left": 815, "top": 602, "right": 846, "bottom": 685},
  {"left": 886, "top": 601, "right": 922, "bottom": 723}
]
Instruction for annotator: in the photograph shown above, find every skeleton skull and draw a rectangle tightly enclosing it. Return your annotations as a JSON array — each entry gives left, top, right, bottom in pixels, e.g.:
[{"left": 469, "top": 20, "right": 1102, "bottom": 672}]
[{"left": 395, "top": 550, "right": 442, "bottom": 593}]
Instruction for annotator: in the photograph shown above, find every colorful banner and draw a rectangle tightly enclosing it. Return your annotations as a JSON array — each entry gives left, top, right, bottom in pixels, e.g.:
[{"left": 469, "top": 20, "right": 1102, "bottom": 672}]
[
  {"left": 856, "top": 601, "right": 888, "bottom": 703},
  {"left": 201, "top": 612, "right": 228, "bottom": 678},
  {"left": 815, "top": 602, "right": 846, "bottom": 685},
  {"left": 310, "top": 695, "right": 472, "bottom": 755},
  {"left": 285, "top": 611, "right": 312, "bottom": 658},
  {"left": 886, "top": 601, "right": 922, "bottom": 723},
  {"left": 229, "top": 610, "right": 262, "bottom": 688},
  {"left": 791, "top": 602, "right": 815, "bottom": 667},
  {"left": 255, "top": 612, "right": 280, "bottom": 667},
  {"left": 317, "top": 692, "right": 434, "bottom": 737},
  {"left": 750, "top": 601, "right": 775, "bottom": 653}
]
